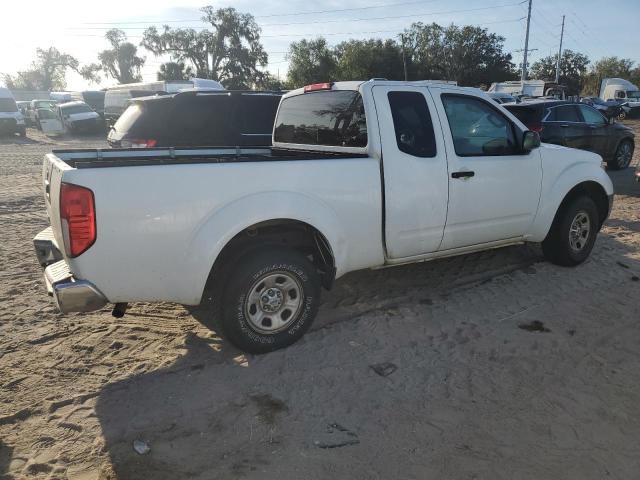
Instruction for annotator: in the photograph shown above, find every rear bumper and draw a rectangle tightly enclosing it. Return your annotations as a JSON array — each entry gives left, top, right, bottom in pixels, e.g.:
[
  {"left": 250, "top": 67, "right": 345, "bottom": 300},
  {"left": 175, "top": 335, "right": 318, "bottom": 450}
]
[{"left": 34, "top": 227, "right": 107, "bottom": 314}]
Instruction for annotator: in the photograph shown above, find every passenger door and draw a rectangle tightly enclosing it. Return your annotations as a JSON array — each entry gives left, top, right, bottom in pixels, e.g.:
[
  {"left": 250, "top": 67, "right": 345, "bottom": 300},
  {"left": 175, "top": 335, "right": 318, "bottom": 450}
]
[
  {"left": 432, "top": 90, "right": 542, "bottom": 250},
  {"left": 37, "top": 109, "right": 64, "bottom": 134},
  {"left": 577, "top": 104, "right": 610, "bottom": 156},
  {"left": 372, "top": 86, "right": 449, "bottom": 258}
]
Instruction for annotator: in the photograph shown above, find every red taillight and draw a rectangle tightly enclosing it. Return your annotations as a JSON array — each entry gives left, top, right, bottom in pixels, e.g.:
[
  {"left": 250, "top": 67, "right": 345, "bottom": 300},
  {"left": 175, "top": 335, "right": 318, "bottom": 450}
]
[
  {"left": 60, "top": 183, "right": 96, "bottom": 257},
  {"left": 303, "top": 82, "right": 333, "bottom": 92},
  {"left": 530, "top": 125, "right": 544, "bottom": 133},
  {"left": 123, "top": 138, "right": 157, "bottom": 148}
]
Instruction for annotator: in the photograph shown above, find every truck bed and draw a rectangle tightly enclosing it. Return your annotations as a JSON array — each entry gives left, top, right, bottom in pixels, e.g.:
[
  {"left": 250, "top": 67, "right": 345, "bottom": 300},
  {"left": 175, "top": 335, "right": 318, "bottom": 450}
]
[{"left": 52, "top": 147, "right": 368, "bottom": 169}]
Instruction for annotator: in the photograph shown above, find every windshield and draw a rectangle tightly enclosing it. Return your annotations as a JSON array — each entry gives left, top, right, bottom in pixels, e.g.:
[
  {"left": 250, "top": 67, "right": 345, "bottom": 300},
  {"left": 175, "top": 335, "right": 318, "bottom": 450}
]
[
  {"left": 0, "top": 98, "right": 18, "bottom": 112},
  {"left": 34, "top": 100, "right": 56, "bottom": 109},
  {"left": 62, "top": 105, "right": 93, "bottom": 115}
]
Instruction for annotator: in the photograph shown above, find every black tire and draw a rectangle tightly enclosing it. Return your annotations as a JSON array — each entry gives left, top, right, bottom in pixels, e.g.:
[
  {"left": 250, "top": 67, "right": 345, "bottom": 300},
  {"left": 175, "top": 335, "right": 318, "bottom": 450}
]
[
  {"left": 218, "top": 247, "right": 321, "bottom": 354},
  {"left": 542, "top": 196, "right": 599, "bottom": 267},
  {"left": 608, "top": 139, "right": 634, "bottom": 170},
  {"left": 18, "top": 127, "right": 26, "bottom": 138}
]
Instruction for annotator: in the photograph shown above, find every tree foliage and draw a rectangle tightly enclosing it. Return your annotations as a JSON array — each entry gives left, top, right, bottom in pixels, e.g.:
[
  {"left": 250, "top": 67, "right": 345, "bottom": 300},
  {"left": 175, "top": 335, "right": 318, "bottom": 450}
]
[
  {"left": 95, "top": 29, "right": 145, "bottom": 84},
  {"left": 157, "top": 62, "right": 193, "bottom": 81},
  {"left": 335, "top": 39, "right": 404, "bottom": 81},
  {"left": 530, "top": 49, "right": 590, "bottom": 95},
  {"left": 1, "top": 47, "right": 90, "bottom": 91},
  {"left": 284, "top": 23, "right": 516, "bottom": 88},
  {"left": 285, "top": 38, "right": 337, "bottom": 88},
  {"left": 142, "top": 7, "right": 267, "bottom": 89},
  {"left": 402, "top": 23, "right": 517, "bottom": 86}
]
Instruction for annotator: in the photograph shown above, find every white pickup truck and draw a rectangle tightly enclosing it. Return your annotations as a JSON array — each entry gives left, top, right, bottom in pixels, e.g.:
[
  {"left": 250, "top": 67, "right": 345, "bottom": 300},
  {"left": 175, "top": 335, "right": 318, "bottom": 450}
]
[{"left": 34, "top": 80, "right": 614, "bottom": 353}]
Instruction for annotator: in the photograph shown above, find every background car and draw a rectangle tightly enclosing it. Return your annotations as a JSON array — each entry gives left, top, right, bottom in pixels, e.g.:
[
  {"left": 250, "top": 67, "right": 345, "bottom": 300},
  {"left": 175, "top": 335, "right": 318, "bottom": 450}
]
[
  {"left": 107, "top": 90, "right": 282, "bottom": 148},
  {"left": 0, "top": 87, "right": 26, "bottom": 137},
  {"left": 505, "top": 100, "right": 635, "bottom": 170},
  {"left": 70, "top": 91, "right": 106, "bottom": 118},
  {"left": 581, "top": 96, "right": 630, "bottom": 120},
  {"left": 30, "top": 99, "right": 58, "bottom": 129},
  {"left": 56, "top": 101, "right": 103, "bottom": 134}
]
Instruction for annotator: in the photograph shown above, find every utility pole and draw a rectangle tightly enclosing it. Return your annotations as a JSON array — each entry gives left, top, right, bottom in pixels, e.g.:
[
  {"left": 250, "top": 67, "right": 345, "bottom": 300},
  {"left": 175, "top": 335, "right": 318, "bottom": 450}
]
[
  {"left": 521, "top": 0, "right": 533, "bottom": 84},
  {"left": 555, "top": 15, "right": 565, "bottom": 84},
  {"left": 401, "top": 34, "right": 408, "bottom": 81}
]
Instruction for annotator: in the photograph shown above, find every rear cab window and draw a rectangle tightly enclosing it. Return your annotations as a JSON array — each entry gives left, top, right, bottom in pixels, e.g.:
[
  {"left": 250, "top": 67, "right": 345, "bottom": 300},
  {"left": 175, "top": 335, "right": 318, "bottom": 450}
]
[
  {"left": 274, "top": 90, "right": 367, "bottom": 148},
  {"left": 387, "top": 91, "right": 436, "bottom": 157}
]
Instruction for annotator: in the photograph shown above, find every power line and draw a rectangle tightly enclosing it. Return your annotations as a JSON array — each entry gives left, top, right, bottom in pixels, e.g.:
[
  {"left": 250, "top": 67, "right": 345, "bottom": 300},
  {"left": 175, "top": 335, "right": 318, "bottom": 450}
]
[
  {"left": 56, "top": 18, "right": 526, "bottom": 40},
  {"left": 76, "top": 0, "right": 445, "bottom": 24},
  {"left": 63, "top": 1, "right": 527, "bottom": 30}
]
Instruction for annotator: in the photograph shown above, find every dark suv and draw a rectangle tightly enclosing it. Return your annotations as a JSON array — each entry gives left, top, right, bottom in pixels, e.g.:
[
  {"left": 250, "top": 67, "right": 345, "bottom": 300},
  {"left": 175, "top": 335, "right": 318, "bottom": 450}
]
[
  {"left": 107, "top": 90, "right": 282, "bottom": 148},
  {"left": 505, "top": 100, "right": 635, "bottom": 170}
]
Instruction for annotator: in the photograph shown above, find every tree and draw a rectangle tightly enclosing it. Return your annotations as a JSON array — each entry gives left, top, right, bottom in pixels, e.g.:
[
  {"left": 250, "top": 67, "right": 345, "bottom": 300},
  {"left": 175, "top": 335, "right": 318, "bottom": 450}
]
[
  {"left": 402, "top": 23, "right": 517, "bottom": 86},
  {"left": 285, "top": 38, "right": 337, "bottom": 88},
  {"left": 530, "top": 49, "right": 590, "bottom": 95},
  {"left": 334, "top": 39, "right": 404, "bottom": 81},
  {"left": 157, "top": 62, "right": 193, "bottom": 81},
  {"left": 97, "top": 29, "right": 145, "bottom": 84},
  {"left": 142, "top": 7, "right": 267, "bottom": 88},
  {"left": 1, "top": 47, "right": 98, "bottom": 90}
]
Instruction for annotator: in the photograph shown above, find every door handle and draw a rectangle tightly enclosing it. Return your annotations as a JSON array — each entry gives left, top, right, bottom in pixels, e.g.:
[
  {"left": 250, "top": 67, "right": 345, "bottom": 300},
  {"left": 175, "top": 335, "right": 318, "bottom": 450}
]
[
  {"left": 560, "top": 124, "right": 569, "bottom": 128},
  {"left": 451, "top": 171, "right": 475, "bottom": 179}
]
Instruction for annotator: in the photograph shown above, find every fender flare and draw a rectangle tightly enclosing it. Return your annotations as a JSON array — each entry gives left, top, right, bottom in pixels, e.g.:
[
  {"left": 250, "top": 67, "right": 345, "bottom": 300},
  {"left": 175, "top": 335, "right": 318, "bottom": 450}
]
[
  {"left": 528, "top": 164, "right": 612, "bottom": 242},
  {"left": 185, "top": 191, "right": 348, "bottom": 302}
]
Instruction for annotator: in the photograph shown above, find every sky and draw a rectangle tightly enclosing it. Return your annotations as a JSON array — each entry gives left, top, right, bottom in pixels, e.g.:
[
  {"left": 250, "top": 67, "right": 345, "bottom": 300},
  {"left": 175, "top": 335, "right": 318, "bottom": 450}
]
[{"left": 1, "top": 0, "right": 639, "bottom": 90}]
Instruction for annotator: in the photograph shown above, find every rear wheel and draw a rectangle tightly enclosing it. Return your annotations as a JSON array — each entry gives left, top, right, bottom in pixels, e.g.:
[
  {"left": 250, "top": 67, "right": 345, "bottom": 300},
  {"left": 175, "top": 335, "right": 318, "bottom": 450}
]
[
  {"left": 542, "top": 196, "right": 599, "bottom": 266},
  {"left": 608, "top": 139, "right": 634, "bottom": 170},
  {"left": 218, "top": 247, "right": 321, "bottom": 354}
]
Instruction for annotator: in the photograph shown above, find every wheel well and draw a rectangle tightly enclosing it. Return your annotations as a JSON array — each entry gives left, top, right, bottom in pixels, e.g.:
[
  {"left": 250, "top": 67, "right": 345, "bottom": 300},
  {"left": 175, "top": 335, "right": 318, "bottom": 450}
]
[
  {"left": 207, "top": 219, "right": 336, "bottom": 294},
  {"left": 556, "top": 181, "right": 609, "bottom": 229}
]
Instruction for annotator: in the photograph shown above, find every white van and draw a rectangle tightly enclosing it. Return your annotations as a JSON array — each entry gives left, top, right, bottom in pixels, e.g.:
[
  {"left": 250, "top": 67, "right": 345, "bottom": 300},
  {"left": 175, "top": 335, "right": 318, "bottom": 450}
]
[{"left": 0, "top": 87, "right": 26, "bottom": 137}]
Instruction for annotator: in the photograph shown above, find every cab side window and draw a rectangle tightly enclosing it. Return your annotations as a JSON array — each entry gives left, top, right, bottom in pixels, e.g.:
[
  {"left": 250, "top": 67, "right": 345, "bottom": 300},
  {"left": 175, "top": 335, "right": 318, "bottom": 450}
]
[
  {"left": 441, "top": 94, "right": 518, "bottom": 156},
  {"left": 387, "top": 91, "right": 437, "bottom": 157}
]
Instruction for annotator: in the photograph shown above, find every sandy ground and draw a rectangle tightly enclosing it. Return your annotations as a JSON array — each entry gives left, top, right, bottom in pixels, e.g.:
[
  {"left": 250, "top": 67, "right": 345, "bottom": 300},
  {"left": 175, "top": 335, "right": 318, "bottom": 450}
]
[{"left": 1, "top": 125, "right": 639, "bottom": 479}]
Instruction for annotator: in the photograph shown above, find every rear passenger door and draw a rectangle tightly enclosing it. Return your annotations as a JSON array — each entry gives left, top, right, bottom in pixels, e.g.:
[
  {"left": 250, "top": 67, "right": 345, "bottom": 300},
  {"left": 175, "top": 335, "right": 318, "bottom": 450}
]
[
  {"left": 372, "top": 86, "right": 449, "bottom": 258},
  {"left": 547, "top": 105, "right": 588, "bottom": 150}
]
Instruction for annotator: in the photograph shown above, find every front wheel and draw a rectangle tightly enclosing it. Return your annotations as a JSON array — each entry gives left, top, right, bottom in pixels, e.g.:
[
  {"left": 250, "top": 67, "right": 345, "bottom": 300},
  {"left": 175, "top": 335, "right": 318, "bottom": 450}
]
[
  {"left": 219, "top": 248, "right": 321, "bottom": 354},
  {"left": 608, "top": 139, "right": 634, "bottom": 170},
  {"left": 542, "top": 196, "right": 599, "bottom": 266}
]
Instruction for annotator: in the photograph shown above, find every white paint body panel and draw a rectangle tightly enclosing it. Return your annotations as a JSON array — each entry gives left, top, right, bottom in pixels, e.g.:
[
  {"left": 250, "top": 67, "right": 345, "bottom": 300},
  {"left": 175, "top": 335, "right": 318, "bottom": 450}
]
[{"left": 42, "top": 80, "right": 613, "bottom": 306}]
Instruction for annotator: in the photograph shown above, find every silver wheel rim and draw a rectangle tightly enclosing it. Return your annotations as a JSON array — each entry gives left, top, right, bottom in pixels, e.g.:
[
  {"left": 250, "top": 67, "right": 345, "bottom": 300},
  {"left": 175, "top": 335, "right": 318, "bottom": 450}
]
[
  {"left": 616, "top": 142, "right": 632, "bottom": 168},
  {"left": 569, "top": 211, "right": 591, "bottom": 252},
  {"left": 245, "top": 271, "right": 303, "bottom": 334}
]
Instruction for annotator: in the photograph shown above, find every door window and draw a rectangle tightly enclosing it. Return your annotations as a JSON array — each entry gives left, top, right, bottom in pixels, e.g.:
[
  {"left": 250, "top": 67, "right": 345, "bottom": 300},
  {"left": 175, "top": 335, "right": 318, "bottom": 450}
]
[
  {"left": 441, "top": 94, "right": 518, "bottom": 156},
  {"left": 578, "top": 105, "right": 607, "bottom": 125},
  {"left": 387, "top": 91, "right": 436, "bottom": 157},
  {"left": 553, "top": 105, "right": 581, "bottom": 123}
]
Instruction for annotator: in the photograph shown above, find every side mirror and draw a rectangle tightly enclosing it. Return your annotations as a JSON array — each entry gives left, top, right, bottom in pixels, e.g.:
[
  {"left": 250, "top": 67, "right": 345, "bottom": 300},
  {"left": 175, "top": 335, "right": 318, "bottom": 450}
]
[{"left": 523, "top": 130, "right": 541, "bottom": 151}]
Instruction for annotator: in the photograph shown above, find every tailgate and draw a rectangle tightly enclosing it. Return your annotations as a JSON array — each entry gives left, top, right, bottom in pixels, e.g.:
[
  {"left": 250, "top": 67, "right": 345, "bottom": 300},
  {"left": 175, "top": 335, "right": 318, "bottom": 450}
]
[{"left": 42, "top": 153, "right": 73, "bottom": 254}]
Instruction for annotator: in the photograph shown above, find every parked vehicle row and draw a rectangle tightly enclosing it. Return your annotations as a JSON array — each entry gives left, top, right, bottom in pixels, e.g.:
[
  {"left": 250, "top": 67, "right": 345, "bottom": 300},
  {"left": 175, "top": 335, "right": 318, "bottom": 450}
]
[
  {"left": 505, "top": 100, "right": 635, "bottom": 170},
  {"left": 33, "top": 80, "right": 615, "bottom": 353}
]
